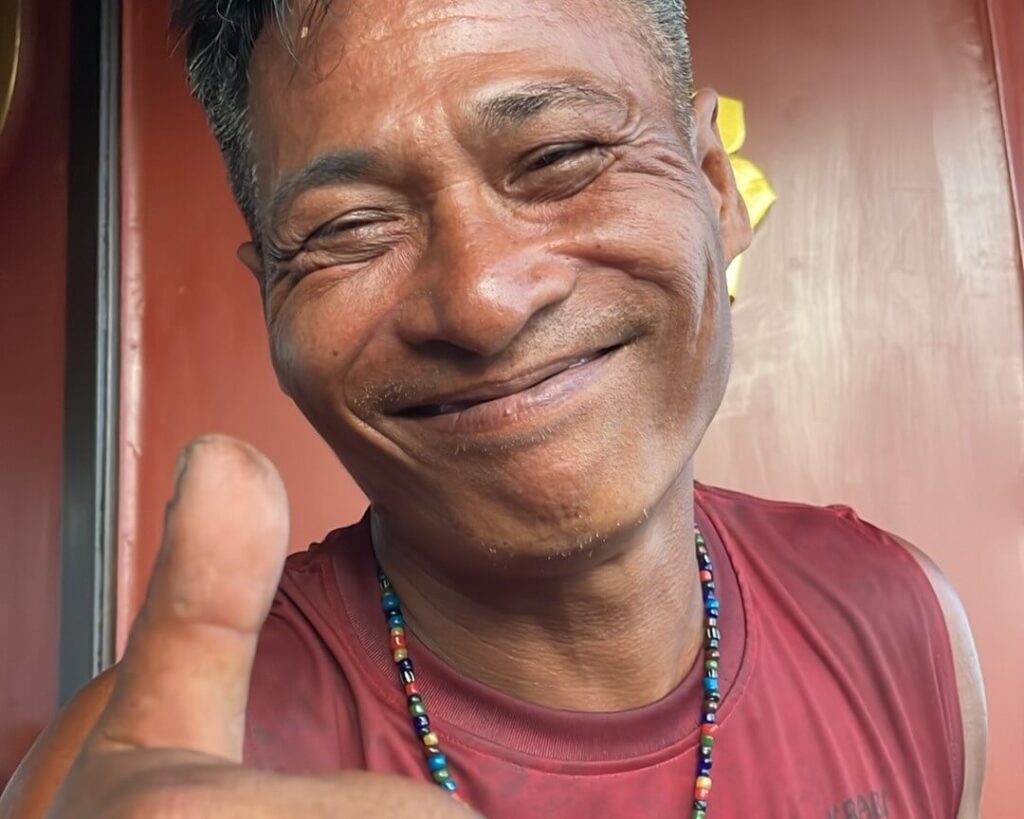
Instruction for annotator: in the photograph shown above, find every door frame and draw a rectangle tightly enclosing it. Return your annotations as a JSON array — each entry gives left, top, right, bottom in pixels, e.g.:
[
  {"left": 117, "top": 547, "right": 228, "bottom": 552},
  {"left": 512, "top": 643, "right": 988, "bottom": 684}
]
[{"left": 58, "top": 0, "right": 120, "bottom": 703}]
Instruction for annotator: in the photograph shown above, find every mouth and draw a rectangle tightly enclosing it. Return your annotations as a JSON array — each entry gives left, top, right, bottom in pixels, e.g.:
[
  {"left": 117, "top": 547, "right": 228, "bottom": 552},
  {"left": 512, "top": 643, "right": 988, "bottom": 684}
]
[{"left": 394, "top": 342, "right": 628, "bottom": 435}]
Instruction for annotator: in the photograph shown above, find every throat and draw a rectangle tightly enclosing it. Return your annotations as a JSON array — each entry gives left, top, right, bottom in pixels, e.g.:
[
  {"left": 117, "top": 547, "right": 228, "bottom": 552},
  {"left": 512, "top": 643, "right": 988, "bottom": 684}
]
[{"left": 373, "top": 510, "right": 707, "bottom": 713}]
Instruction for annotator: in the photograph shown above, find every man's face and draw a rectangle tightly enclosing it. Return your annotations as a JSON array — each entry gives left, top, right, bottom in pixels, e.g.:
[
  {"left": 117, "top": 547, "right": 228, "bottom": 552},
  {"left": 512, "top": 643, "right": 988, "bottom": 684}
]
[{"left": 245, "top": 0, "right": 747, "bottom": 561}]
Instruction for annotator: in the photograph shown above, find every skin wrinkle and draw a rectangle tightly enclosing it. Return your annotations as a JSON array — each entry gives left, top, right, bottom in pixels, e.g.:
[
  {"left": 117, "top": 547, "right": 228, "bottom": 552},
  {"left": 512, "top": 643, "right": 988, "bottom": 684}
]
[{"left": 232, "top": 0, "right": 749, "bottom": 712}]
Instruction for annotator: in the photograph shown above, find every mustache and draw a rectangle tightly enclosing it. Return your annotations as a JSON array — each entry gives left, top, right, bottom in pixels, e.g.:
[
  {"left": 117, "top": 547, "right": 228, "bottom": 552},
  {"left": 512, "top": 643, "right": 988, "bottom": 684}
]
[{"left": 357, "top": 305, "right": 653, "bottom": 416}]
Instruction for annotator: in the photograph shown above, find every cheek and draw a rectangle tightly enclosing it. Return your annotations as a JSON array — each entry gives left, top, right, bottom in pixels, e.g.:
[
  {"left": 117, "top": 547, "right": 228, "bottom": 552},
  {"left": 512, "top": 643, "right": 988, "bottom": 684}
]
[
  {"left": 266, "top": 280, "right": 373, "bottom": 412},
  {"left": 561, "top": 171, "right": 722, "bottom": 310}
]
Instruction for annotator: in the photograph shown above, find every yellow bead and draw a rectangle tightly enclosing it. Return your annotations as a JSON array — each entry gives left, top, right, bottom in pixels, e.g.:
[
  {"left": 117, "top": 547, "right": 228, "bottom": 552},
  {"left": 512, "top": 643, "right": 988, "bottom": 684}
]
[
  {"left": 696, "top": 775, "right": 712, "bottom": 791},
  {"left": 422, "top": 732, "right": 439, "bottom": 747},
  {"left": 393, "top": 648, "right": 408, "bottom": 661},
  {"left": 390, "top": 626, "right": 405, "bottom": 638}
]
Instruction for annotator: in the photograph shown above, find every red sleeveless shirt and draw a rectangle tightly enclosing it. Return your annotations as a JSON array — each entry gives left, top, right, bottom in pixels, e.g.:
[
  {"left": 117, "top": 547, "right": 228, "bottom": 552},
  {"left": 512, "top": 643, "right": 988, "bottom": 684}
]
[{"left": 245, "top": 484, "right": 963, "bottom": 818}]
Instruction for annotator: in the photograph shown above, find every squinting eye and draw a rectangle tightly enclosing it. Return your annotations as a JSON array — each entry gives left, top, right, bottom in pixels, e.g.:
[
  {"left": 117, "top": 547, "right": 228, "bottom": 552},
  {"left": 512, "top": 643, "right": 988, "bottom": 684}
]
[{"left": 527, "top": 142, "right": 596, "bottom": 172}]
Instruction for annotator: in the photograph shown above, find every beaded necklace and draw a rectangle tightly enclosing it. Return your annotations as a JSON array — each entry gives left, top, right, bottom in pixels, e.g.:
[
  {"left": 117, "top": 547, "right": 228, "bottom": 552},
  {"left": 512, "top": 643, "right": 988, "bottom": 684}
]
[{"left": 377, "top": 526, "right": 721, "bottom": 818}]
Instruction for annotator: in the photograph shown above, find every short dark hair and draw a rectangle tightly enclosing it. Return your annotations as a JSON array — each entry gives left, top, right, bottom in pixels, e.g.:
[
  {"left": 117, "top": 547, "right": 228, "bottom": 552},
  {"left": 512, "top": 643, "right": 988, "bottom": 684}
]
[{"left": 171, "top": 0, "right": 693, "bottom": 239}]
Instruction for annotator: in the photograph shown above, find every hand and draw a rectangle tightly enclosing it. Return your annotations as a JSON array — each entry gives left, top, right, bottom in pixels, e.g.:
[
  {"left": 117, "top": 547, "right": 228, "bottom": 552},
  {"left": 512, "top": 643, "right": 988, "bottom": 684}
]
[{"left": 49, "top": 436, "right": 475, "bottom": 818}]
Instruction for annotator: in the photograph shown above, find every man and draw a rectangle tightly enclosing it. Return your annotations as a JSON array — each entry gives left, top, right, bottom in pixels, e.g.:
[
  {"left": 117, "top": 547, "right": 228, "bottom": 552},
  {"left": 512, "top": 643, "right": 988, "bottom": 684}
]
[{"left": 0, "top": 0, "right": 986, "bottom": 816}]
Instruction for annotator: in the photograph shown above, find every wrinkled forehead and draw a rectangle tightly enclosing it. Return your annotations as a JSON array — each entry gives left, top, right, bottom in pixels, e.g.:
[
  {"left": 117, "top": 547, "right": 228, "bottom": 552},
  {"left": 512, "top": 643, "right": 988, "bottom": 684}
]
[{"left": 245, "top": 0, "right": 674, "bottom": 164}]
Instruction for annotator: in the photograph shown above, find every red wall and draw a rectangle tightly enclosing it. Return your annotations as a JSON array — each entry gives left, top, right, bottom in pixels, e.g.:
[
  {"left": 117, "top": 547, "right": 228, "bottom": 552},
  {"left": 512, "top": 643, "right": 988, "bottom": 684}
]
[
  {"left": 689, "top": 0, "right": 1024, "bottom": 814},
  {"left": 0, "top": 0, "right": 68, "bottom": 786}
]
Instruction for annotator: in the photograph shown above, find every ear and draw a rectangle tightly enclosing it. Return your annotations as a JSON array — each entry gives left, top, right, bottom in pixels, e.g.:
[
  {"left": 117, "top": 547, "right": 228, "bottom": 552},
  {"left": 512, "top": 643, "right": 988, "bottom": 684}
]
[
  {"left": 237, "top": 241, "right": 265, "bottom": 283},
  {"left": 693, "top": 88, "right": 752, "bottom": 265}
]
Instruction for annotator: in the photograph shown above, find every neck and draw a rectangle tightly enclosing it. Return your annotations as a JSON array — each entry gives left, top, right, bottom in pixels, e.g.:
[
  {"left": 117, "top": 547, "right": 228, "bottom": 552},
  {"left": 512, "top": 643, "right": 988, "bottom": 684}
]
[{"left": 372, "top": 469, "right": 704, "bottom": 712}]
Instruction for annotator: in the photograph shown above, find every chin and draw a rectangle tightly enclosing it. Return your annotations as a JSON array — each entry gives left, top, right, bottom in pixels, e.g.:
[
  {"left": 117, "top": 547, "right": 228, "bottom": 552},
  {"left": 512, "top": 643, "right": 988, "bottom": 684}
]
[{"left": 422, "top": 426, "right": 689, "bottom": 570}]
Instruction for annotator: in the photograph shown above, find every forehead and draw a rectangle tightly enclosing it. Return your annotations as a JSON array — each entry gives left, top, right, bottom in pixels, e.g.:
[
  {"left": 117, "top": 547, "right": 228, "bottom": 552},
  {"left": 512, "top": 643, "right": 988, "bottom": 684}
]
[{"left": 246, "top": 0, "right": 670, "bottom": 167}]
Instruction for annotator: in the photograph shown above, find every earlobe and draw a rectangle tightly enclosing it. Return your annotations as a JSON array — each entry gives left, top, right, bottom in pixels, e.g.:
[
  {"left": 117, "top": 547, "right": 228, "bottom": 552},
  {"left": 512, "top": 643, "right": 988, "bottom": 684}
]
[
  {"left": 692, "top": 88, "right": 753, "bottom": 264},
  {"left": 237, "top": 241, "right": 265, "bottom": 282}
]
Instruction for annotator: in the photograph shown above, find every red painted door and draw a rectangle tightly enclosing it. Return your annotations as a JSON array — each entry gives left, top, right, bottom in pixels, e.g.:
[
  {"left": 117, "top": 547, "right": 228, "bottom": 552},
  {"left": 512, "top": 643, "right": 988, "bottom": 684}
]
[
  {"left": 0, "top": 0, "right": 69, "bottom": 787},
  {"left": 690, "top": 1, "right": 1024, "bottom": 815}
]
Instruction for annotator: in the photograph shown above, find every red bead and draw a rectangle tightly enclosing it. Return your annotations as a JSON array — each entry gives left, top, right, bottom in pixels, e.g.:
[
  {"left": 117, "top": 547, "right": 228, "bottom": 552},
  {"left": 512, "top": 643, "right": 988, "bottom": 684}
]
[
  {"left": 390, "top": 633, "right": 407, "bottom": 650},
  {"left": 404, "top": 682, "right": 420, "bottom": 696},
  {"left": 695, "top": 787, "right": 710, "bottom": 801},
  {"left": 699, "top": 570, "right": 713, "bottom": 582},
  {"left": 701, "top": 723, "right": 719, "bottom": 737}
]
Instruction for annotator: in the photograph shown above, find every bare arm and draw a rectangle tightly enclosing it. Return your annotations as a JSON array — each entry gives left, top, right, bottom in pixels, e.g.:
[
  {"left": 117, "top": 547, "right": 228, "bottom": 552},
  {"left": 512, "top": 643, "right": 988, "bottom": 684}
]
[
  {"left": 0, "top": 668, "right": 116, "bottom": 819},
  {"left": 1, "top": 437, "right": 474, "bottom": 819},
  {"left": 895, "top": 537, "right": 987, "bottom": 819}
]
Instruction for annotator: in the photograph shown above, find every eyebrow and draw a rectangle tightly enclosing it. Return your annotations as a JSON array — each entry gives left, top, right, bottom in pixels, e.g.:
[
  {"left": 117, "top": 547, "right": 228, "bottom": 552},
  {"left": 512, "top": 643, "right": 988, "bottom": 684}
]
[
  {"left": 474, "top": 81, "right": 627, "bottom": 131},
  {"left": 266, "top": 82, "right": 625, "bottom": 226},
  {"left": 267, "top": 149, "right": 378, "bottom": 225}
]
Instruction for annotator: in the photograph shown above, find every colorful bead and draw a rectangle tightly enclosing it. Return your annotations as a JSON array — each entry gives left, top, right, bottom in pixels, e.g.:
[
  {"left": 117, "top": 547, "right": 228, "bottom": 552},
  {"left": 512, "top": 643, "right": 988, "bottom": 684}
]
[{"left": 378, "top": 525, "right": 719, "bottom": 810}]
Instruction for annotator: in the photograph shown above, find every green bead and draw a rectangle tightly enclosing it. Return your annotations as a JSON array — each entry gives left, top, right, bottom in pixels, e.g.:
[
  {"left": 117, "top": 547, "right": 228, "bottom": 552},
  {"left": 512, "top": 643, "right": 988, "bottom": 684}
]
[
  {"left": 432, "top": 768, "right": 451, "bottom": 783},
  {"left": 692, "top": 812, "right": 706, "bottom": 819},
  {"left": 409, "top": 701, "right": 427, "bottom": 717},
  {"left": 700, "top": 733, "right": 715, "bottom": 748},
  {"left": 705, "top": 659, "right": 718, "bottom": 671}
]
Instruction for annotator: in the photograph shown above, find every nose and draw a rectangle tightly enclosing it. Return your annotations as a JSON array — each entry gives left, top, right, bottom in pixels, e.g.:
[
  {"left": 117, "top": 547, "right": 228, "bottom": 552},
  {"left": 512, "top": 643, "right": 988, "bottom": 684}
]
[{"left": 395, "top": 187, "right": 577, "bottom": 358}]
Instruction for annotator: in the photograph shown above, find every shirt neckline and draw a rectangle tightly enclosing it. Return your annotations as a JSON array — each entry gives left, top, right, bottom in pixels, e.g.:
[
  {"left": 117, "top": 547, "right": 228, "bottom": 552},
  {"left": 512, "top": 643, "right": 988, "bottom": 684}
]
[{"left": 323, "top": 491, "right": 754, "bottom": 770}]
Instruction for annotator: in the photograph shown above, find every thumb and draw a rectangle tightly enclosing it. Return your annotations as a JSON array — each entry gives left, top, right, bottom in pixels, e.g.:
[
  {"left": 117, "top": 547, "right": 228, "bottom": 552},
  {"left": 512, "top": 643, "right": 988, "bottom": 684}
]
[{"left": 91, "top": 435, "right": 289, "bottom": 761}]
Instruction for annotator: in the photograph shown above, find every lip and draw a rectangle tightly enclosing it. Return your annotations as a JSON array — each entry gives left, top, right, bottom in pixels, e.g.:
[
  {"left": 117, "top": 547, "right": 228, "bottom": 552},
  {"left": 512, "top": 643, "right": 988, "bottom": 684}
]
[{"left": 397, "top": 344, "right": 625, "bottom": 435}]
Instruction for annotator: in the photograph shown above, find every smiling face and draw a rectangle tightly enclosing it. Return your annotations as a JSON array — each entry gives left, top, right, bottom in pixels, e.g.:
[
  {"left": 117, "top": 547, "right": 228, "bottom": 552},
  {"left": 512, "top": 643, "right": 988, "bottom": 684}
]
[{"left": 242, "top": 0, "right": 749, "bottom": 565}]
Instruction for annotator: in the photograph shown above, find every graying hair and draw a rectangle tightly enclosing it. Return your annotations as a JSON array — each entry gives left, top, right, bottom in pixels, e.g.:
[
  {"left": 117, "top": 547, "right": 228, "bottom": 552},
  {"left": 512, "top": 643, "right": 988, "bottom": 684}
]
[{"left": 170, "top": 0, "right": 693, "bottom": 239}]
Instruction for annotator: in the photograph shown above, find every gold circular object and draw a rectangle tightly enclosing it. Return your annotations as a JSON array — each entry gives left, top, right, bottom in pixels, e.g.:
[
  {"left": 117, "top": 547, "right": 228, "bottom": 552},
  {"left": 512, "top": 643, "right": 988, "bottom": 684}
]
[{"left": 0, "top": 0, "right": 21, "bottom": 137}]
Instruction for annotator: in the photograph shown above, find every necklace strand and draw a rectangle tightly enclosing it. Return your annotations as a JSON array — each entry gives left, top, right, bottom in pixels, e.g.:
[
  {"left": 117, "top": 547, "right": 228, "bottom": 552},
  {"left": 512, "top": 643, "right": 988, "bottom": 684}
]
[{"left": 377, "top": 526, "right": 721, "bottom": 817}]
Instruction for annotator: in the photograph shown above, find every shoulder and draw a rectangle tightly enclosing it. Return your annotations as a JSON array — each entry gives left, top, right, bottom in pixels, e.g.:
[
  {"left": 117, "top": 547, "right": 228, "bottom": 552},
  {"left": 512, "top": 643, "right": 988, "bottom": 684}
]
[
  {"left": 698, "top": 484, "right": 986, "bottom": 817},
  {"left": 246, "top": 526, "right": 370, "bottom": 773},
  {"left": 889, "top": 536, "right": 986, "bottom": 819}
]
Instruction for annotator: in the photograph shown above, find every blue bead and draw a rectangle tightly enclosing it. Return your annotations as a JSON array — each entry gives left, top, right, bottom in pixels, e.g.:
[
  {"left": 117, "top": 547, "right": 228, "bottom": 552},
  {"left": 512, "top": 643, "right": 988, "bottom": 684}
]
[
  {"left": 707, "top": 608, "right": 720, "bottom": 619},
  {"left": 441, "top": 780, "right": 458, "bottom": 792},
  {"left": 702, "top": 712, "right": 716, "bottom": 724},
  {"left": 398, "top": 658, "right": 414, "bottom": 674},
  {"left": 412, "top": 715, "right": 430, "bottom": 732},
  {"left": 381, "top": 592, "right": 400, "bottom": 612},
  {"left": 705, "top": 595, "right": 719, "bottom": 608},
  {"left": 400, "top": 669, "right": 415, "bottom": 685},
  {"left": 387, "top": 614, "right": 405, "bottom": 628},
  {"left": 428, "top": 753, "right": 448, "bottom": 771}
]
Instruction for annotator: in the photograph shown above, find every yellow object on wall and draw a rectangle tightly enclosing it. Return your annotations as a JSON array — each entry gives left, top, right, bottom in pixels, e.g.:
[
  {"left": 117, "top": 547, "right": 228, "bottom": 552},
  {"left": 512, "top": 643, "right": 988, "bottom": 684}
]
[{"left": 719, "top": 97, "right": 776, "bottom": 300}]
